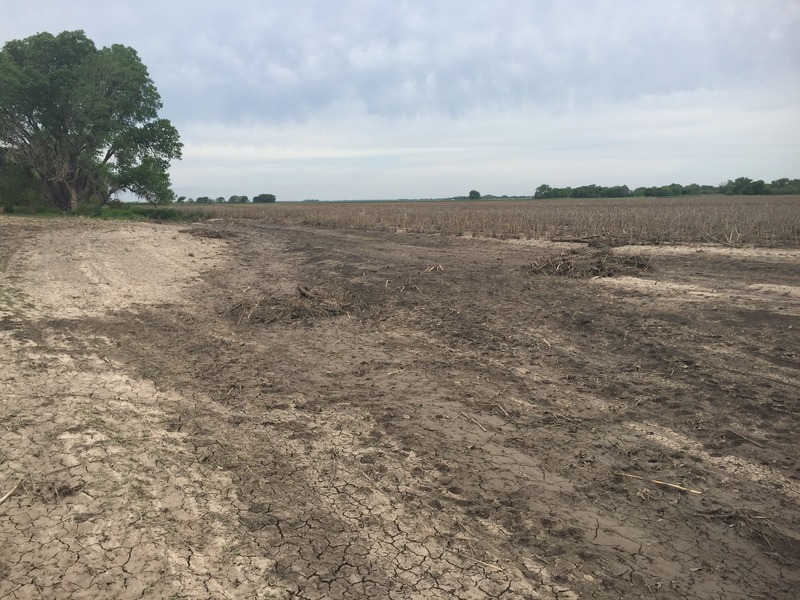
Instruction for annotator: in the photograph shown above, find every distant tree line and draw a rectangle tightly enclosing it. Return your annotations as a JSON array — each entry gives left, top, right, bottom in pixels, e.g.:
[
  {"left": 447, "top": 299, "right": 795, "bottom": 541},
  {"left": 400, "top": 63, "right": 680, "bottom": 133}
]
[
  {"left": 534, "top": 178, "right": 800, "bottom": 199},
  {"left": 174, "top": 193, "right": 276, "bottom": 204}
]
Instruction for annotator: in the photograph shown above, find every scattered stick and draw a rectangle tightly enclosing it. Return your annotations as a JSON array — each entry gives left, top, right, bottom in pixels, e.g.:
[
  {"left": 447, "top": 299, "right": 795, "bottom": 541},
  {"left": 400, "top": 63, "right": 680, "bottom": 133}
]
[
  {"left": 0, "top": 465, "right": 63, "bottom": 506},
  {"left": 615, "top": 472, "right": 701, "bottom": 494},
  {"left": 547, "top": 411, "right": 575, "bottom": 423},
  {"left": 0, "top": 480, "right": 21, "bottom": 506},
  {"left": 702, "top": 235, "right": 741, "bottom": 249},
  {"left": 724, "top": 429, "right": 765, "bottom": 448},
  {"left": 245, "top": 297, "right": 264, "bottom": 323},
  {"left": 359, "top": 469, "right": 390, "bottom": 499},
  {"left": 492, "top": 385, "right": 509, "bottom": 399},
  {"left": 329, "top": 451, "right": 337, "bottom": 485},
  {"left": 495, "top": 404, "right": 511, "bottom": 419},
  {"left": 460, "top": 412, "right": 487, "bottom": 432},
  {"left": 761, "top": 531, "right": 774, "bottom": 552},
  {"left": 449, "top": 550, "right": 505, "bottom": 572},
  {"left": 425, "top": 264, "right": 445, "bottom": 272},
  {"left": 46, "top": 464, "right": 81, "bottom": 476}
]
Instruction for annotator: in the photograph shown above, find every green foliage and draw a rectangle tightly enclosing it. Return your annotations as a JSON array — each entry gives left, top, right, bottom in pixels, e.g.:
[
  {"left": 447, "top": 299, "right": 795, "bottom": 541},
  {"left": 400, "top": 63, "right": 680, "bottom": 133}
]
[
  {"left": 253, "top": 193, "right": 277, "bottom": 203},
  {"left": 536, "top": 179, "right": 800, "bottom": 199},
  {"left": 0, "top": 162, "right": 44, "bottom": 211},
  {"left": 631, "top": 183, "right": 710, "bottom": 197},
  {"left": 718, "top": 177, "right": 777, "bottom": 195},
  {"left": 0, "top": 30, "right": 181, "bottom": 211},
  {"left": 468, "top": 190, "right": 481, "bottom": 199},
  {"left": 535, "top": 184, "right": 629, "bottom": 199},
  {"left": 1, "top": 201, "right": 61, "bottom": 215},
  {"left": 72, "top": 202, "right": 206, "bottom": 221},
  {"left": 769, "top": 178, "right": 800, "bottom": 194},
  {"left": 196, "top": 195, "right": 250, "bottom": 203}
]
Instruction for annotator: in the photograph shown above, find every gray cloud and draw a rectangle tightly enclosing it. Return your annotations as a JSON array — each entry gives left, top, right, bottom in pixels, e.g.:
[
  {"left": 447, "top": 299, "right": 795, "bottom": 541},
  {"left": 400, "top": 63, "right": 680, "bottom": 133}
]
[{"left": 154, "top": 0, "right": 799, "bottom": 121}]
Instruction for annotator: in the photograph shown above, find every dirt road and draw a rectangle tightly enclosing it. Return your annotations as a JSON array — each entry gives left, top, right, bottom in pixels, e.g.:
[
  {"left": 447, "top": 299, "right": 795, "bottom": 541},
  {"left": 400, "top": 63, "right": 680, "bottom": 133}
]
[{"left": 1, "top": 217, "right": 798, "bottom": 599}]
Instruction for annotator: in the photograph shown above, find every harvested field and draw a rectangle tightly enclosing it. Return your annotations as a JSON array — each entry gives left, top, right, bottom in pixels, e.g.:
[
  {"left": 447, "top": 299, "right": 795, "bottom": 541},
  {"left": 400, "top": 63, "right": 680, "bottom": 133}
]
[
  {"left": 0, "top": 214, "right": 798, "bottom": 599},
  {"left": 179, "top": 195, "right": 800, "bottom": 247}
]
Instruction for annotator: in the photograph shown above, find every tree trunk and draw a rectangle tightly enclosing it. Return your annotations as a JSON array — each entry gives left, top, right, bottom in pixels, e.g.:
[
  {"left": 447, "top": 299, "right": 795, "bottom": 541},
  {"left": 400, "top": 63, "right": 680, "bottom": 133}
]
[{"left": 47, "top": 181, "right": 76, "bottom": 212}]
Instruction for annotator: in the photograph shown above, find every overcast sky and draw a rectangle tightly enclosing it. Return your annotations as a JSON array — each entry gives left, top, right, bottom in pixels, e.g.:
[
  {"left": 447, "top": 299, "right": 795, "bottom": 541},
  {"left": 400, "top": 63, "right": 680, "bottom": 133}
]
[{"left": 2, "top": 1, "right": 799, "bottom": 200}]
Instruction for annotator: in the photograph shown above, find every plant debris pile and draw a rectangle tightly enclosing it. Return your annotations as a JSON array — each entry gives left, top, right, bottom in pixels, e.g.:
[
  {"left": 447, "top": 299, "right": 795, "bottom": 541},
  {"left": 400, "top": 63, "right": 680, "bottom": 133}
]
[
  {"left": 228, "top": 283, "right": 364, "bottom": 325},
  {"left": 180, "top": 226, "right": 235, "bottom": 239},
  {"left": 528, "top": 249, "right": 652, "bottom": 278}
]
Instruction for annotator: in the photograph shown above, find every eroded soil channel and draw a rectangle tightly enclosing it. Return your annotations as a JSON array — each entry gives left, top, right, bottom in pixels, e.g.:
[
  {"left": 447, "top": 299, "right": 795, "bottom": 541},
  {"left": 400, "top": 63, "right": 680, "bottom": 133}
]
[{"left": 1, "top": 217, "right": 798, "bottom": 599}]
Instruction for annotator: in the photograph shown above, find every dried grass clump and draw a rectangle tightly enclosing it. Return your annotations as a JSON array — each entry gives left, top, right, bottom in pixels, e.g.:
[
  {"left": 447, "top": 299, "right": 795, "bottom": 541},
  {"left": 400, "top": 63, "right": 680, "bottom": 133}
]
[
  {"left": 179, "top": 226, "right": 235, "bottom": 239},
  {"left": 229, "top": 284, "right": 363, "bottom": 325},
  {"left": 528, "top": 249, "right": 651, "bottom": 278}
]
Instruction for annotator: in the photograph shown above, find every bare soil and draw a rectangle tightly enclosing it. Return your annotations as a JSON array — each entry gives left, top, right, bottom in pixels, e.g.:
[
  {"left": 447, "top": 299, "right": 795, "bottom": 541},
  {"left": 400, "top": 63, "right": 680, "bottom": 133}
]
[{"left": 1, "top": 216, "right": 798, "bottom": 599}]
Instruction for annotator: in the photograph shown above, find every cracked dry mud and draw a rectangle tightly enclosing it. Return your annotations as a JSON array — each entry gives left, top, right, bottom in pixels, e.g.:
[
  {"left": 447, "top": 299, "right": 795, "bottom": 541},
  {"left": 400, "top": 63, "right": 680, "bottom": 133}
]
[{"left": 1, "top": 217, "right": 798, "bottom": 599}]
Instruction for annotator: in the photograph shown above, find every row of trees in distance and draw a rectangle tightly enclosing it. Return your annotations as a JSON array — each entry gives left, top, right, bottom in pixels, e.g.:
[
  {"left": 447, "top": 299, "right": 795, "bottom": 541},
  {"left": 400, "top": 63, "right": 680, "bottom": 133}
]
[
  {"left": 533, "top": 178, "right": 800, "bottom": 199},
  {"left": 176, "top": 194, "right": 276, "bottom": 204}
]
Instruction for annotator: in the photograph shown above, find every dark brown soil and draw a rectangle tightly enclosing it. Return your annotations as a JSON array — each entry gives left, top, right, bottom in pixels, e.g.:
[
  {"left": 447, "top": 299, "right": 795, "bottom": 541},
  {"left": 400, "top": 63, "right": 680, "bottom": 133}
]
[{"left": 1, "top": 218, "right": 798, "bottom": 599}]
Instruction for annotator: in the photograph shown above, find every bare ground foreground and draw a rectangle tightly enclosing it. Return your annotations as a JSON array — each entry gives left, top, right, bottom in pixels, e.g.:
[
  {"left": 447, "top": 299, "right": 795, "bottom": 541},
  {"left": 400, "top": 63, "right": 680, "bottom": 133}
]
[{"left": 0, "top": 216, "right": 798, "bottom": 599}]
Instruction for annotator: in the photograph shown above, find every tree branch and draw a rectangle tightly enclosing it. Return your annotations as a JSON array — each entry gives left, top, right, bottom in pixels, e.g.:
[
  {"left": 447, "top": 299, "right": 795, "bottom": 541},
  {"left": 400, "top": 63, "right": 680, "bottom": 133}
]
[{"left": 101, "top": 146, "right": 116, "bottom": 165}]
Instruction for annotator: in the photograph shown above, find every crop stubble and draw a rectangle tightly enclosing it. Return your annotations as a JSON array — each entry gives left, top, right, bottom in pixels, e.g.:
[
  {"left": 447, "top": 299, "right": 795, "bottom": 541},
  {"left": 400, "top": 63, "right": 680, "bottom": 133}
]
[{"left": 181, "top": 195, "right": 800, "bottom": 247}]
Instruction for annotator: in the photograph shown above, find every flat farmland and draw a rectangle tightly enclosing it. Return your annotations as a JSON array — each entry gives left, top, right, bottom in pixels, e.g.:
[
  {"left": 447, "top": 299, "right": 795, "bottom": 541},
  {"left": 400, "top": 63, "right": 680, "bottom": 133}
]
[
  {"left": 0, "top": 201, "right": 798, "bottom": 598},
  {"left": 180, "top": 195, "right": 800, "bottom": 247}
]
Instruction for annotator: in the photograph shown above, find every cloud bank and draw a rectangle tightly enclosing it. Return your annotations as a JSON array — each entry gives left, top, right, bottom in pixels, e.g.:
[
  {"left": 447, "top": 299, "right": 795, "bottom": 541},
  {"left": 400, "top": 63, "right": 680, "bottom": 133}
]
[{"left": 2, "top": 0, "right": 799, "bottom": 199}]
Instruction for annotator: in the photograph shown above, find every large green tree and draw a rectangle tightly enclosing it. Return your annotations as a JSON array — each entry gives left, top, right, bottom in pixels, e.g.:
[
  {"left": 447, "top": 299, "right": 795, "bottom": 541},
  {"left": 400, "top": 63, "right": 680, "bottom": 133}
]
[{"left": 0, "top": 30, "right": 181, "bottom": 211}]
